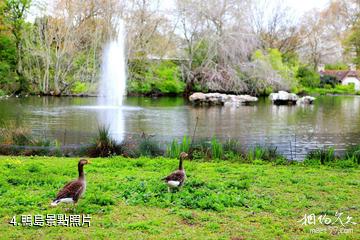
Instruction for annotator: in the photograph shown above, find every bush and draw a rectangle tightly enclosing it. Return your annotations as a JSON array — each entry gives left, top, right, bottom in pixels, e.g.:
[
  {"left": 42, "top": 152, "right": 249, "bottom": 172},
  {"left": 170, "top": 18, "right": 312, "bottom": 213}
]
[
  {"left": 325, "top": 63, "right": 348, "bottom": 70},
  {"left": 71, "top": 81, "right": 89, "bottom": 94},
  {"left": 128, "top": 60, "right": 185, "bottom": 95},
  {"left": 0, "top": 34, "right": 16, "bottom": 89},
  {"left": 333, "top": 84, "right": 355, "bottom": 94},
  {"left": 296, "top": 66, "right": 320, "bottom": 88},
  {"left": 320, "top": 75, "right": 338, "bottom": 88}
]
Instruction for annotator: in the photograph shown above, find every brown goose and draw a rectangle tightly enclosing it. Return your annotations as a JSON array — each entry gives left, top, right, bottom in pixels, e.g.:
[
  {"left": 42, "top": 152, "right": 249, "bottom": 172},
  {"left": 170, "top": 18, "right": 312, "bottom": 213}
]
[
  {"left": 51, "top": 159, "right": 90, "bottom": 206},
  {"left": 162, "top": 152, "right": 188, "bottom": 192}
]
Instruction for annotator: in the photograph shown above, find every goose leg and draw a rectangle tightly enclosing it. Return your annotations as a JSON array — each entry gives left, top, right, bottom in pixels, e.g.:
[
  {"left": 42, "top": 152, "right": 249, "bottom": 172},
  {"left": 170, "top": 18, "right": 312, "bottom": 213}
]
[
  {"left": 168, "top": 186, "right": 171, "bottom": 193},
  {"left": 72, "top": 202, "right": 78, "bottom": 213}
]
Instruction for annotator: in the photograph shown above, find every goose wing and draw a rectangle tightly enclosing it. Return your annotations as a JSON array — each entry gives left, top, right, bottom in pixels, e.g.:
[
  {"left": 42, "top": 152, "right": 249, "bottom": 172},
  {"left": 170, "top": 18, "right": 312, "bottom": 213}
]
[
  {"left": 55, "top": 180, "right": 84, "bottom": 202},
  {"left": 163, "top": 170, "right": 185, "bottom": 182}
]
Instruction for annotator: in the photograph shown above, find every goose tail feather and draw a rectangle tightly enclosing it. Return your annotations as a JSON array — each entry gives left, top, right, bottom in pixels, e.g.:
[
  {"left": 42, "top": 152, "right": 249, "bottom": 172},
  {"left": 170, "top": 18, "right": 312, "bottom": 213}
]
[{"left": 51, "top": 200, "right": 60, "bottom": 206}]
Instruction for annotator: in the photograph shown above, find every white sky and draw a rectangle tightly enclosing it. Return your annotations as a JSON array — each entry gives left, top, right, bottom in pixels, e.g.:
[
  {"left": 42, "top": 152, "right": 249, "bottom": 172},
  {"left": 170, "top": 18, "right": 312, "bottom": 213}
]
[
  {"left": 28, "top": 0, "right": 331, "bottom": 22},
  {"left": 286, "top": 0, "right": 329, "bottom": 12}
]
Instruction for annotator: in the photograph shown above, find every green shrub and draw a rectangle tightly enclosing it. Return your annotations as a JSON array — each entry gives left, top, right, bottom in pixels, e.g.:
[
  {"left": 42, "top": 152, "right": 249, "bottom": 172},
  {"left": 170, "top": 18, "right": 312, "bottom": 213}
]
[
  {"left": 325, "top": 63, "right": 348, "bottom": 70},
  {"left": 0, "top": 34, "right": 16, "bottom": 88},
  {"left": 333, "top": 84, "right": 355, "bottom": 94},
  {"left": 320, "top": 75, "right": 338, "bottom": 88},
  {"left": 296, "top": 66, "right": 320, "bottom": 88},
  {"left": 128, "top": 60, "right": 185, "bottom": 94},
  {"left": 71, "top": 81, "right": 89, "bottom": 94}
]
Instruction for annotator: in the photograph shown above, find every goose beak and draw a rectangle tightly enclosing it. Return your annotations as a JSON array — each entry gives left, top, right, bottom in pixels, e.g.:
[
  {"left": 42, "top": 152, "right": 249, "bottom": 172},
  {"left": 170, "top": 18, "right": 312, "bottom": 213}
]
[{"left": 87, "top": 161, "right": 92, "bottom": 164}]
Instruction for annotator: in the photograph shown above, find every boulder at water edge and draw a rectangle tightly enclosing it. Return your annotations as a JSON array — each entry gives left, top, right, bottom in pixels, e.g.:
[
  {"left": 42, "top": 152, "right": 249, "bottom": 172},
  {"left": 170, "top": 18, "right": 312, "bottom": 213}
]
[
  {"left": 297, "top": 96, "right": 316, "bottom": 104},
  {"left": 269, "top": 91, "right": 299, "bottom": 105},
  {"left": 189, "top": 92, "right": 258, "bottom": 107}
]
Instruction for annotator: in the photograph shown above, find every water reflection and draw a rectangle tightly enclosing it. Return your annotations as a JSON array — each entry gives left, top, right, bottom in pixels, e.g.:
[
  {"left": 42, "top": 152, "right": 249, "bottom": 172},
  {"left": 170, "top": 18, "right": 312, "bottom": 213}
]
[{"left": 1, "top": 96, "right": 360, "bottom": 159}]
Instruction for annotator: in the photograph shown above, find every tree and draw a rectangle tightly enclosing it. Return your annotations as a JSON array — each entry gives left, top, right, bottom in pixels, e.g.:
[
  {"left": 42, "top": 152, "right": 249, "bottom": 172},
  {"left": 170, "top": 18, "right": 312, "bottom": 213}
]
[
  {"left": 345, "top": 19, "right": 360, "bottom": 66},
  {"left": 249, "top": 0, "right": 302, "bottom": 60},
  {"left": 22, "top": 0, "right": 123, "bottom": 95},
  {"left": 0, "top": 1, "right": 16, "bottom": 92},
  {"left": 175, "top": 0, "right": 258, "bottom": 94},
  {"left": 4, "top": 0, "right": 31, "bottom": 93},
  {"left": 249, "top": 48, "right": 298, "bottom": 92}
]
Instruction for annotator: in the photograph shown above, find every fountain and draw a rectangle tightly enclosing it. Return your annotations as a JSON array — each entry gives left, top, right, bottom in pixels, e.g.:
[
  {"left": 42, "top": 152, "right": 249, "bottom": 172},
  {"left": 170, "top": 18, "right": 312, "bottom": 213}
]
[{"left": 98, "top": 20, "right": 127, "bottom": 142}]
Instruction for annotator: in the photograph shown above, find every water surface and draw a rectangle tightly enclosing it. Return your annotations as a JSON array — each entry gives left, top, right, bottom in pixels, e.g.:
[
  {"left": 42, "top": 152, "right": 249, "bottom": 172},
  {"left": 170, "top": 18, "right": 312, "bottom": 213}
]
[{"left": 1, "top": 95, "right": 360, "bottom": 159}]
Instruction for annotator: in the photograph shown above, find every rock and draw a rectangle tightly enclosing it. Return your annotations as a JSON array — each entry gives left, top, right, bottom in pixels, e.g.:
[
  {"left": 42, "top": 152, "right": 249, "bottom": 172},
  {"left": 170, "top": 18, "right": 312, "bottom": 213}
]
[
  {"left": 189, "top": 92, "right": 258, "bottom": 106},
  {"left": 189, "top": 92, "right": 206, "bottom": 102},
  {"left": 269, "top": 91, "right": 298, "bottom": 105},
  {"left": 297, "top": 96, "right": 316, "bottom": 104}
]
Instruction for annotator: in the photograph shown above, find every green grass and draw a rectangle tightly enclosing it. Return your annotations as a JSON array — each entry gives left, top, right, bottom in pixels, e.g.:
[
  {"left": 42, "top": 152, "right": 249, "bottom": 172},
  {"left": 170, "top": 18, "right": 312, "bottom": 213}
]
[
  {"left": 303, "top": 85, "right": 360, "bottom": 95},
  {"left": 0, "top": 156, "right": 359, "bottom": 239}
]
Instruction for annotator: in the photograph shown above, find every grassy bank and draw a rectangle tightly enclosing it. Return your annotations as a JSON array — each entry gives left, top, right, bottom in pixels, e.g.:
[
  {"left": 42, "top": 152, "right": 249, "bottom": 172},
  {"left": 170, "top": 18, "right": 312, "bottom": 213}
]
[
  {"left": 0, "top": 156, "right": 359, "bottom": 239},
  {"left": 302, "top": 85, "right": 360, "bottom": 95}
]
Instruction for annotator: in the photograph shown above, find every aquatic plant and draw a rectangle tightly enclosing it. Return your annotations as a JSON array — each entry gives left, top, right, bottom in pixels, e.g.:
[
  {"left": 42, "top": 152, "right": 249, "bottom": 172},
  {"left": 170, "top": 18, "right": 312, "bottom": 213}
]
[
  {"left": 305, "top": 147, "right": 336, "bottom": 165},
  {"left": 223, "top": 139, "right": 241, "bottom": 154},
  {"left": 138, "top": 133, "right": 163, "bottom": 157},
  {"left": 166, "top": 135, "right": 191, "bottom": 158},
  {"left": 210, "top": 137, "right": 223, "bottom": 159},
  {"left": 0, "top": 122, "right": 32, "bottom": 145},
  {"left": 247, "top": 146, "right": 281, "bottom": 163},
  {"left": 87, "top": 125, "right": 119, "bottom": 157},
  {"left": 344, "top": 145, "right": 360, "bottom": 165}
]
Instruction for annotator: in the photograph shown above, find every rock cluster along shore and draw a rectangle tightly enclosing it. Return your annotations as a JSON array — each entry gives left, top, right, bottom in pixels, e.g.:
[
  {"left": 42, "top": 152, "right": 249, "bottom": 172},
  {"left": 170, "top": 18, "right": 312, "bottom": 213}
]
[
  {"left": 269, "top": 91, "right": 315, "bottom": 105},
  {"left": 189, "top": 92, "right": 258, "bottom": 107}
]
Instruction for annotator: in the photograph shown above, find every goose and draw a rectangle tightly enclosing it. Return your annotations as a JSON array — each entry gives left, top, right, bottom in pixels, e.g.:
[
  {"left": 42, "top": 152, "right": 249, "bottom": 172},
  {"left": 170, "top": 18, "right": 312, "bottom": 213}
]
[
  {"left": 51, "top": 159, "right": 90, "bottom": 206},
  {"left": 162, "top": 152, "right": 188, "bottom": 192}
]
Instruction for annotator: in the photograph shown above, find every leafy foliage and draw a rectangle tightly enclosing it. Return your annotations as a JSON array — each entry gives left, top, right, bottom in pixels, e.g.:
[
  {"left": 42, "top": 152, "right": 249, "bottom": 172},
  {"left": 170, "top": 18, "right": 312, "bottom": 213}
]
[
  {"left": 325, "top": 63, "right": 348, "bottom": 70},
  {"left": 320, "top": 74, "right": 338, "bottom": 88},
  {"left": 71, "top": 81, "right": 89, "bottom": 94},
  {"left": 296, "top": 66, "right": 320, "bottom": 87},
  {"left": 344, "top": 19, "right": 360, "bottom": 66},
  {"left": 129, "top": 60, "right": 185, "bottom": 95},
  {"left": 0, "top": 34, "right": 16, "bottom": 90}
]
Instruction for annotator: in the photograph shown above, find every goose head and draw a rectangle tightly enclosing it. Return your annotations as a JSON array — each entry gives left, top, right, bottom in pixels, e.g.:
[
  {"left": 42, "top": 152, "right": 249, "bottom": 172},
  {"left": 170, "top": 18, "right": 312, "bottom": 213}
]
[
  {"left": 178, "top": 152, "right": 188, "bottom": 170},
  {"left": 179, "top": 152, "right": 188, "bottom": 160},
  {"left": 78, "top": 159, "right": 91, "bottom": 166},
  {"left": 78, "top": 159, "right": 91, "bottom": 179}
]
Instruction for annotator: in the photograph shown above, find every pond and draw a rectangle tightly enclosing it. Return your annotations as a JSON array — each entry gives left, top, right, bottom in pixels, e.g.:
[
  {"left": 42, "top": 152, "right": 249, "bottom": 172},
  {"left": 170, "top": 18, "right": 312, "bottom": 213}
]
[{"left": 1, "top": 95, "right": 360, "bottom": 159}]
